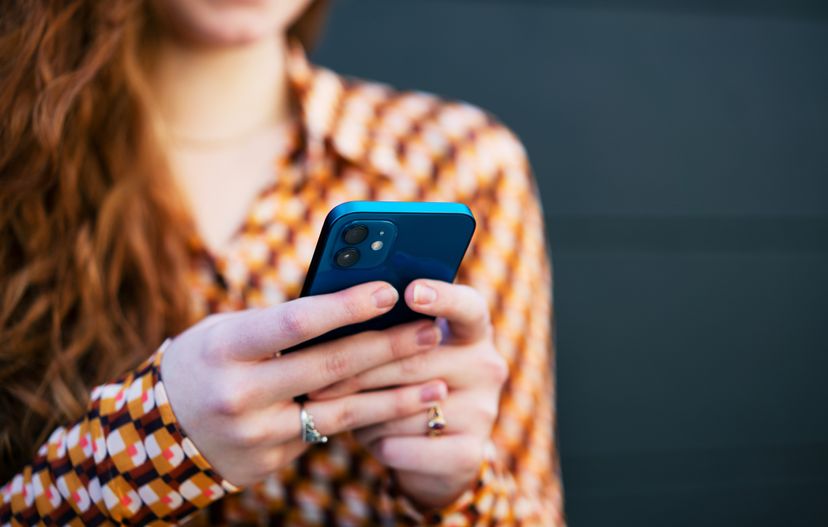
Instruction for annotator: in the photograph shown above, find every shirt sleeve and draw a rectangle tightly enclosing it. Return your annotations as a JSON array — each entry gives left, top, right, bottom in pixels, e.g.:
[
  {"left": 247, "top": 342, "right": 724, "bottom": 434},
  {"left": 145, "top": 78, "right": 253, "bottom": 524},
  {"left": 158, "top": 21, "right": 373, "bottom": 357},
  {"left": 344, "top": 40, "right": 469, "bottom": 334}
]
[
  {"left": 402, "top": 124, "right": 564, "bottom": 525},
  {"left": 0, "top": 340, "right": 238, "bottom": 526}
]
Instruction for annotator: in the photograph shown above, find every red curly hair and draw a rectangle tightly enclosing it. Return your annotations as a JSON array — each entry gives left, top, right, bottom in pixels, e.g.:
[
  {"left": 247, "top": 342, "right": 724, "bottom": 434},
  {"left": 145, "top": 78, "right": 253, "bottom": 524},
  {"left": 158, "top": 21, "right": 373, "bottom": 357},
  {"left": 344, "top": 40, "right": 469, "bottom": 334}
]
[{"left": 0, "top": 0, "right": 327, "bottom": 481}]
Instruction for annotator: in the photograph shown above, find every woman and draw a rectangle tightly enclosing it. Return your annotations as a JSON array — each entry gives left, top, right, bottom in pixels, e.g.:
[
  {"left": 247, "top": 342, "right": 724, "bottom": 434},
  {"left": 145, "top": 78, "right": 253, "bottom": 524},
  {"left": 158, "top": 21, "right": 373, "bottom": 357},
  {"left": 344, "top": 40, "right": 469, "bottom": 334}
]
[{"left": 0, "top": 0, "right": 563, "bottom": 524}]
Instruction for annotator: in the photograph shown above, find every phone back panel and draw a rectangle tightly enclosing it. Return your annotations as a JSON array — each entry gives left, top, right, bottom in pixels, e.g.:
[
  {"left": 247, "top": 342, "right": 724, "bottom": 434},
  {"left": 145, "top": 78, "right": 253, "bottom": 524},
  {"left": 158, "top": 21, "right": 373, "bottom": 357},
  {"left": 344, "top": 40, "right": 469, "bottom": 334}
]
[{"left": 289, "top": 201, "right": 476, "bottom": 350}]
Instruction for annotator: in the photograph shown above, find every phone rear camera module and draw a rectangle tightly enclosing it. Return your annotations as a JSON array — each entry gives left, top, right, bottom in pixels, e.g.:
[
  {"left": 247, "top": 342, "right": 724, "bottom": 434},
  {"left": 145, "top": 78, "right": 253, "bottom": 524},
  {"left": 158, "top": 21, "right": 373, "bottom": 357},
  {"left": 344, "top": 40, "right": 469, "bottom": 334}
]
[
  {"left": 343, "top": 225, "right": 369, "bottom": 245},
  {"left": 335, "top": 247, "right": 360, "bottom": 268}
]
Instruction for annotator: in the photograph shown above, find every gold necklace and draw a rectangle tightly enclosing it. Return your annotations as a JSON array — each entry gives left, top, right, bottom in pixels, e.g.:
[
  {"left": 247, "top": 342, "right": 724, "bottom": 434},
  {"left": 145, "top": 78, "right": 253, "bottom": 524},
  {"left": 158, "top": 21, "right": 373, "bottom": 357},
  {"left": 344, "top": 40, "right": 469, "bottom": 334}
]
[{"left": 166, "top": 118, "right": 290, "bottom": 149}]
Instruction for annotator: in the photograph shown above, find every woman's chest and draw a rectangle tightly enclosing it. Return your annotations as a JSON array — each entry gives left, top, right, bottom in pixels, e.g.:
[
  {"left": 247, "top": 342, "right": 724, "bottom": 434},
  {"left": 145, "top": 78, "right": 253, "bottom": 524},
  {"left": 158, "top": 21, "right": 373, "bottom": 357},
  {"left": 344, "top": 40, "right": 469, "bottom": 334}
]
[
  {"left": 184, "top": 162, "right": 436, "bottom": 319},
  {"left": 169, "top": 129, "right": 297, "bottom": 255}
]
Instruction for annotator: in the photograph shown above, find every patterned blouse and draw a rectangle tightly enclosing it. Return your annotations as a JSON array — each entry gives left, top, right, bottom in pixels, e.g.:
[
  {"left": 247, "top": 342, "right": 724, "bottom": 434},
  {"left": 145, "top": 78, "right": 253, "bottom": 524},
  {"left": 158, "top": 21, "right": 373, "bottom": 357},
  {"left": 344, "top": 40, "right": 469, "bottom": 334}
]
[{"left": 0, "top": 45, "right": 564, "bottom": 526}]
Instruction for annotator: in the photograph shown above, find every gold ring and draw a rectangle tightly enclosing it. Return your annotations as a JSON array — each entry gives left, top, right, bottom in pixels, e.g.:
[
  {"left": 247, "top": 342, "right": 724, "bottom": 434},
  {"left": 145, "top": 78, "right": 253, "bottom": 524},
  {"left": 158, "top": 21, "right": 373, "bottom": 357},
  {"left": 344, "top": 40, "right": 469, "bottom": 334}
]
[{"left": 426, "top": 405, "right": 446, "bottom": 437}]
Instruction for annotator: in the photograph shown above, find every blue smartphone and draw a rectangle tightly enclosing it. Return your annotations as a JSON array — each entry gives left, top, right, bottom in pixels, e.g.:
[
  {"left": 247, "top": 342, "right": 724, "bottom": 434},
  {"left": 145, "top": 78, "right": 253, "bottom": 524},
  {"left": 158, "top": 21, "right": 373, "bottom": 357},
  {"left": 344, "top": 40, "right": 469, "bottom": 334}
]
[{"left": 286, "top": 201, "right": 476, "bottom": 352}]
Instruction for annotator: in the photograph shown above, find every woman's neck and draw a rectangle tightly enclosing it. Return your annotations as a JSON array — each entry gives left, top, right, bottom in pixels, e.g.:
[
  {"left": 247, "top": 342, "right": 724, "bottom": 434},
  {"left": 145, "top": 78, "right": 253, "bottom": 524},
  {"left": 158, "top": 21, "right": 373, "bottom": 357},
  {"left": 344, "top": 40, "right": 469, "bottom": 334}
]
[{"left": 148, "top": 34, "right": 292, "bottom": 144}]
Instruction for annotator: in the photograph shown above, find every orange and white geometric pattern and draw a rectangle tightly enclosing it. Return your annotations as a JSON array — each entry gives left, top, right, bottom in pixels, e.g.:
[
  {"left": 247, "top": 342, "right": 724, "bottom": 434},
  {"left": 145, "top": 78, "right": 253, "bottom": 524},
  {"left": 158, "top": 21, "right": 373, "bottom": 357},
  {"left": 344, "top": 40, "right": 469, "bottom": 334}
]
[
  {"left": 1, "top": 44, "right": 564, "bottom": 526},
  {"left": 1, "top": 347, "right": 234, "bottom": 525}
]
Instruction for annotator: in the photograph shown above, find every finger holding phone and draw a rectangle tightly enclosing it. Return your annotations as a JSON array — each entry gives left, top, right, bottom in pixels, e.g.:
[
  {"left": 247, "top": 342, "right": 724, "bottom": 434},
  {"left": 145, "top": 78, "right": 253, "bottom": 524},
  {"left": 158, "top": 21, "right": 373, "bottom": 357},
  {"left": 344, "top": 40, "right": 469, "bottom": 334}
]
[
  {"left": 163, "top": 200, "right": 489, "bottom": 500},
  {"left": 160, "top": 280, "right": 447, "bottom": 487},
  {"left": 311, "top": 278, "right": 507, "bottom": 509}
]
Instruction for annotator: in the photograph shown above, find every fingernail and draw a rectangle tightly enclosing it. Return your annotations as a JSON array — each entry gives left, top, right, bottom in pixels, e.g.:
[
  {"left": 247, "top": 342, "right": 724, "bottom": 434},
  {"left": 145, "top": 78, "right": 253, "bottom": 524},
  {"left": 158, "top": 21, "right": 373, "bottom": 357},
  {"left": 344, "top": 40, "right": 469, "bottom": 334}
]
[
  {"left": 373, "top": 286, "right": 399, "bottom": 309},
  {"left": 420, "top": 382, "right": 447, "bottom": 403},
  {"left": 416, "top": 325, "right": 440, "bottom": 347},
  {"left": 413, "top": 283, "right": 437, "bottom": 305}
]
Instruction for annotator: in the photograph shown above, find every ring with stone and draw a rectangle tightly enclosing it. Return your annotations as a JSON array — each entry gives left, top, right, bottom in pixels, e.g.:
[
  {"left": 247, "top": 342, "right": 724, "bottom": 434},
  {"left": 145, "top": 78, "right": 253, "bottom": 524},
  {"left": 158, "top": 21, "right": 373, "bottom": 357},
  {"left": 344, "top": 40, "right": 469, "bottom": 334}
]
[
  {"left": 426, "top": 405, "right": 446, "bottom": 437},
  {"left": 299, "top": 404, "right": 328, "bottom": 444}
]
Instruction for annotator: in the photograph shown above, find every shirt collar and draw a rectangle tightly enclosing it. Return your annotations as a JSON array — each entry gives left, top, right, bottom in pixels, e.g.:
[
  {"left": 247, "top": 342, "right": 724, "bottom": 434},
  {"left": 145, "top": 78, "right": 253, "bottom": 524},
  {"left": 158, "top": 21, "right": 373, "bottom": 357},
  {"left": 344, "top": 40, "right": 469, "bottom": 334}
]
[
  {"left": 285, "top": 41, "right": 347, "bottom": 169},
  {"left": 286, "top": 42, "right": 411, "bottom": 184}
]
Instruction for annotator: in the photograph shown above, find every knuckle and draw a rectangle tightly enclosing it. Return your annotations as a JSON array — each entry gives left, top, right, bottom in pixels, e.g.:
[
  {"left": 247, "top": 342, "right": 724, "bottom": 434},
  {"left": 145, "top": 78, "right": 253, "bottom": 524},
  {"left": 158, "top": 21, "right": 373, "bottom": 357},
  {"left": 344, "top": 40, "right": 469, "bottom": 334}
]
[
  {"left": 477, "top": 399, "right": 500, "bottom": 424},
  {"left": 338, "top": 289, "right": 366, "bottom": 321},
  {"left": 209, "top": 382, "right": 249, "bottom": 416},
  {"left": 391, "top": 389, "right": 411, "bottom": 416},
  {"left": 467, "top": 286, "right": 488, "bottom": 309},
  {"left": 473, "top": 308, "right": 491, "bottom": 332},
  {"left": 233, "top": 425, "right": 266, "bottom": 448},
  {"left": 474, "top": 291, "right": 490, "bottom": 315},
  {"left": 444, "top": 285, "right": 463, "bottom": 312},
  {"left": 457, "top": 439, "right": 484, "bottom": 473},
  {"left": 465, "top": 287, "right": 492, "bottom": 326},
  {"left": 387, "top": 330, "right": 410, "bottom": 361},
  {"left": 278, "top": 304, "right": 309, "bottom": 342},
  {"left": 210, "top": 395, "right": 244, "bottom": 417},
  {"left": 323, "top": 348, "right": 350, "bottom": 381},
  {"left": 485, "top": 351, "right": 509, "bottom": 385},
  {"left": 335, "top": 400, "right": 359, "bottom": 430},
  {"left": 399, "top": 352, "right": 425, "bottom": 376}
]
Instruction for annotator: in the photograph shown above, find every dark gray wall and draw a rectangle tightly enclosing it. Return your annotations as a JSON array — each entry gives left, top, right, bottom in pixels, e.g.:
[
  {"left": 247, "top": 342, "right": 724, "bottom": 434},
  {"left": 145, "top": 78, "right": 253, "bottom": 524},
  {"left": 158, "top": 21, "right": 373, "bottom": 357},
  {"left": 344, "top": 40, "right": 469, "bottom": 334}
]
[{"left": 312, "top": 1, "right": 828, "bottom": 525}]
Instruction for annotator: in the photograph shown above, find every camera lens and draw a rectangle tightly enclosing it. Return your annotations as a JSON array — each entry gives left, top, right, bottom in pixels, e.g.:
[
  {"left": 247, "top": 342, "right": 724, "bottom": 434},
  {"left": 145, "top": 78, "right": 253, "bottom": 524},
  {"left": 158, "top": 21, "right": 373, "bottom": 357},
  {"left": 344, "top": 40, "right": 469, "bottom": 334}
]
[
  {"left": 343, "top": 225, "right": 369, "bottom": 245},
  {"left": 335, "top": 247, "right": 360, "bottom": 268}
]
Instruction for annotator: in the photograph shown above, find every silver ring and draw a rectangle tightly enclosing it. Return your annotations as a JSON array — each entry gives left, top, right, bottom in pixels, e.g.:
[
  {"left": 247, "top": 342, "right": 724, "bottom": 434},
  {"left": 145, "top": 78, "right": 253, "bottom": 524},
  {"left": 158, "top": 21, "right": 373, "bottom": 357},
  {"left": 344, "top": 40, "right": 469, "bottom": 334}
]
[{"left": 299, "top": 404, "right": 328, "bottom": 444}]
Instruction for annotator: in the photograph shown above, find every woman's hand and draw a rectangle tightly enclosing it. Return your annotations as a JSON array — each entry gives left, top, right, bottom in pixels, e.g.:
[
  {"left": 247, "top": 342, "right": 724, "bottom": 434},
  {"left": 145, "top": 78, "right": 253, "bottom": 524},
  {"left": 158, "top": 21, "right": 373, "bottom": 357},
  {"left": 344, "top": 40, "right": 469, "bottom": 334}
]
[
  {"left": 160, "top": 281, "right": 447, "bottom": 487},
  {"left": 309, "top": 279, "right": 508, "bottom": 509}
]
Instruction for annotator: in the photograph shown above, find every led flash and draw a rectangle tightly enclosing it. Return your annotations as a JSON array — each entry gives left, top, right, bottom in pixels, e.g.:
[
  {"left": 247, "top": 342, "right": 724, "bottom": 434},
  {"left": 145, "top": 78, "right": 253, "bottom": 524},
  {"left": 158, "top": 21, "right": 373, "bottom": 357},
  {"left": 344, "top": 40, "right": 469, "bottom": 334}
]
[{"left": 371, "top": 241, "right": 384, "bottom": 251}]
